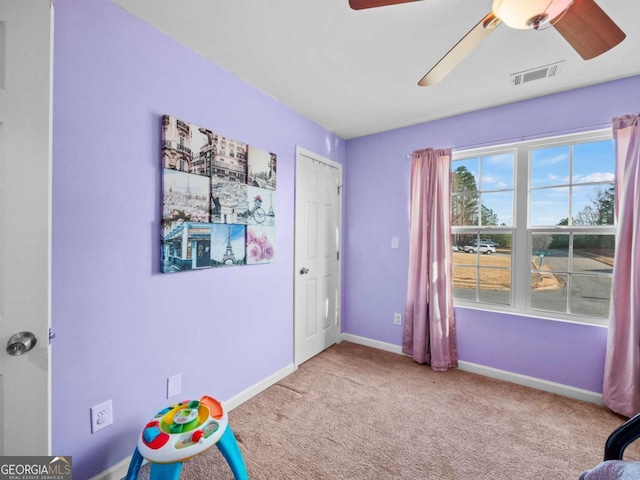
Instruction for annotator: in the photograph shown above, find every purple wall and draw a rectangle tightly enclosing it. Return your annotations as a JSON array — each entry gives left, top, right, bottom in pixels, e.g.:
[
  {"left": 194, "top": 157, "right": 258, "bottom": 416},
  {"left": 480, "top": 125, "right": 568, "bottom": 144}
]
[
  {"left": 343, "top": 74, "right": 640, "bottom": 394},
  {"left": 52, "top": 1, "right": 344, "bottom": 478},
  {"left": 51, "top": 0, "right": 640, "bottom": 476}
]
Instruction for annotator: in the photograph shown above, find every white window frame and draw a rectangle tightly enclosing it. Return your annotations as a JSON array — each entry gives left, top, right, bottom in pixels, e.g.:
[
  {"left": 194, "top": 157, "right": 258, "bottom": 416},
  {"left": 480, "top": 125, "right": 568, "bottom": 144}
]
[{"left": 451, "top": 129, "right": 614, "bottom": 326}]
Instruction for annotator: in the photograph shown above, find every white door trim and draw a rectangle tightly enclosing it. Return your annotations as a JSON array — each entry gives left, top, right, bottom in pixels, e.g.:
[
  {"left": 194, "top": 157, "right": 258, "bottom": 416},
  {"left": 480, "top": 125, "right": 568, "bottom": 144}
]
[{"left": 294, "top": 146, "right": 343, "bottom": 369}]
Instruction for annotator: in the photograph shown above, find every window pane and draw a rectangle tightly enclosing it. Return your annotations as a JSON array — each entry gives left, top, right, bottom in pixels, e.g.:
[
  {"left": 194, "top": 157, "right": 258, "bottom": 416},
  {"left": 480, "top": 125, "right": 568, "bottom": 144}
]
[
  {"left": 573, "top": 140, "right": 615, "bottom": 184},
  {"left": 532, "top": 233, "right": 568, "bottom": 271},
  {"left": 479, "top": 245, "right": 508, "bottom": 267},
  {"left": 479, "top": 268, "right": 510, "bottom": 305},
  {"left": 570, "top": 275, "right": 611, "bottom": 318},
  {"left": 461, "top": 240, "right": 497, "bottom": 258},
  {"left": 451, "top": 159, "right": 479, "bottom": 193},
  {"left": 481, "top": 191, "right": 513, "bottom": 226},
  {"left": 454, "top": 249, "right": 477, "bottom": 265},
  {"left": 453, "top": 234, "right": 476, "bottom": 253},
  {"left": 489, "top": 233, "right": 511, "bottom": 250},
  {"left": 452, "top": 235, "right": 463, "bottom": 254},
  {"left": 451, "top": 192, "right": 479, "bottom": 226},
  {"left": 572, "top": 185, "right": 598, "bottom": 224},
  {"left": 572, "top": 184, "right": 615, "bottom": 226},
  {"left": 530, "top": 187, "right": 569, "bottom": 226},
  {"left": 531, "top": 146, "right": 570, "bottom": 188},
  {"left": 531, "top": 273, "right": 567, "bottom": 313},
  {"left": 481, "top": 153, "right": 514, "bottom": 190},
  {"left": 531, "top": 233, "right": 552, "bottom": 254},
  {"left": 573, "top": 235, "right": 615, "bottom": 274},
  {"left": 454, "top": 235, "right": 510, "bottom": 257},
  {"left": 453, "top": 265, "right": 476, "bottom": 301}
]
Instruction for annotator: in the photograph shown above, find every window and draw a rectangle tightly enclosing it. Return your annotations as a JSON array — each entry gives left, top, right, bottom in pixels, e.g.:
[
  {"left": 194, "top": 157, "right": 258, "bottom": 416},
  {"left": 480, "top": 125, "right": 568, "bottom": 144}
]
[{"left": 451, "top": 130, "right": 615, "bottom": 324}]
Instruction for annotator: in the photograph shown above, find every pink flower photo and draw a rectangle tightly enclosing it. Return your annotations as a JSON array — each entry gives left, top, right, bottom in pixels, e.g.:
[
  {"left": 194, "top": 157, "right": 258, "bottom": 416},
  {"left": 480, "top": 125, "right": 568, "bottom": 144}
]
[{"left": 246, "top": 225, "right": 275, "bottom": 264}]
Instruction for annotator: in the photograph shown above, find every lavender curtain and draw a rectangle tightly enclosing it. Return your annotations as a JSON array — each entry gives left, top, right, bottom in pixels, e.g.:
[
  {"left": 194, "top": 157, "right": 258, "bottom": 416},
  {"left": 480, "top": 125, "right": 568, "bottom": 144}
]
[
  {"left": 603, "top": 114, "right": 640, "bottom": 417},
  {"left": 402, "top": 148, "right": 458, "bottom": 370}
]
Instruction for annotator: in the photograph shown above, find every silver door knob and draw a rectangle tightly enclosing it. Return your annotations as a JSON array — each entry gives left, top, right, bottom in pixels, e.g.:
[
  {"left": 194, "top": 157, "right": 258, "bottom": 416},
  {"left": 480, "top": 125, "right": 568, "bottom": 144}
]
[
  {"left": 299, "top": 267, "right": 310, "bottom": 275},
  {"left": 6, "top": 331, "right": 38, "bottom": 356}
]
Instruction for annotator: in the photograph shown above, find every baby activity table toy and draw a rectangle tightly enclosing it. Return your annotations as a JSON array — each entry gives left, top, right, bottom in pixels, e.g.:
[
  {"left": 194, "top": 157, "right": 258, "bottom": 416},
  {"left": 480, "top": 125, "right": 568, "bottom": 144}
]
[{"left": 125, "top": 395, "right": 248, "bottom": 480}]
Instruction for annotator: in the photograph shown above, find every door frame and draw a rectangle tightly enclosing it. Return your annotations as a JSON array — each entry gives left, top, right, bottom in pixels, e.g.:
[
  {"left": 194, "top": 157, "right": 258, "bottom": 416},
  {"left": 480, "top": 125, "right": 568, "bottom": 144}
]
[{"left": 293, "top": 146, "right": 343, "bottom": 369}]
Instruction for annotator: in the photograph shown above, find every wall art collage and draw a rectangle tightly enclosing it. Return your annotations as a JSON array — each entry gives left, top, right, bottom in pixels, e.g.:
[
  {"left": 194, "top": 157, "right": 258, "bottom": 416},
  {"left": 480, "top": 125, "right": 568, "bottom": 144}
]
[{"left": 160, "top": 115, "right": 276, "bottom": 273}]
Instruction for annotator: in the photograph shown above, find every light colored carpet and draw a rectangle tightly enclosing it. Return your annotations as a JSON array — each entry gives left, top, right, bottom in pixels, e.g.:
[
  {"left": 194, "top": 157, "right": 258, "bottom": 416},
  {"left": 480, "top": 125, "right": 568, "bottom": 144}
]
[{"left": 137, "top": 341, "right": 636, "bottom": 479}]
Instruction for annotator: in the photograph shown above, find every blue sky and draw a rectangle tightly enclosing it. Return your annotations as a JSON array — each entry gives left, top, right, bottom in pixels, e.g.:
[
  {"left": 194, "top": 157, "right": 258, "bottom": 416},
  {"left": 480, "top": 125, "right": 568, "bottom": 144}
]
[
  {"left": 452, "top": 139, "right": 615, "bottom": 226},
  {"left": 530, "top": 139, "right": 614, "bottom": 225}
]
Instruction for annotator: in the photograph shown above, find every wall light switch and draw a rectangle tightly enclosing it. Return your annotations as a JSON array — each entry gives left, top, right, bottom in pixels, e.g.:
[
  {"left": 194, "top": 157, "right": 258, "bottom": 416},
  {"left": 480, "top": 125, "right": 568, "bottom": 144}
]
[
  {"left": 167, "top": 374, "right": 181, "bottom": 399},
  {"left": 391, "top": 237, "right": 399, "bottom": 249}
]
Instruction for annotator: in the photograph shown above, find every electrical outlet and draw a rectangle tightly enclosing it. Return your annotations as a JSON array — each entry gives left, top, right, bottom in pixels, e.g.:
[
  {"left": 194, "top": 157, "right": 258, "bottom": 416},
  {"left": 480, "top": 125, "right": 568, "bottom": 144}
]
[
  {"left": 167, "top": 373, "right": 182, "bottom": 399},
  {"left": 394, "top": 313, "right": 402, "bottom": 325},
  {"left": 90, "top": 399, "right": 113, "bottom": 433}
]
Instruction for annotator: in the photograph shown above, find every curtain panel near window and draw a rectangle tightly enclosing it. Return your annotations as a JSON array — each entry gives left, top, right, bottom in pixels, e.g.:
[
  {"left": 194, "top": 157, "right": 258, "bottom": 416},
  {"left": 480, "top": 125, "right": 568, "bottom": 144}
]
[
  {"left": 402, "top": 148, "right": 458, "bottom": 370},
  {"left": 603, "top": 114, "right": 640, "bottom": 418}
]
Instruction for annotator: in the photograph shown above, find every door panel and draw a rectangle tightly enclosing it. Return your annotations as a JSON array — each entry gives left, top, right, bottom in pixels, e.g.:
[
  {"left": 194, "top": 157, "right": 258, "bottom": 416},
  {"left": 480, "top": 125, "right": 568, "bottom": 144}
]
[
  {"left": 305, "top": 279, "right": 318, "bottom": 337},
  {"left": 294, "top": 148, "right": 342, "bottom": 366},
  {"left": 0, "top": 0, "right": 52, "bottom": 455},
  {"left": 306, "top": 202, "right": 318, "bottom": 258}
]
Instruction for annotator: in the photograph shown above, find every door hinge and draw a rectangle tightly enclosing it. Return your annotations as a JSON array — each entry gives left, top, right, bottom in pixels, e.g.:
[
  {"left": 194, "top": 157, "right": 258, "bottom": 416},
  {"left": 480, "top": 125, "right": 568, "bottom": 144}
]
[
  {"left": 337, "top": 251, "right": 340, "bottom": 261},
  {"left": 49, "top": 328, "right": 56, "bottom": 345},
  {"left": 337, "top": 185, "right": 342, "bottom": 195}
]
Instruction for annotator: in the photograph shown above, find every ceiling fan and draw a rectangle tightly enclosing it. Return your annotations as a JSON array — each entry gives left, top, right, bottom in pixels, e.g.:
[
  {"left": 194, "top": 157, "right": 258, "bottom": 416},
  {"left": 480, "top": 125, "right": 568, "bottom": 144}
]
[{"left": 349, "top": 0, "right": 626, "bottom": 86}]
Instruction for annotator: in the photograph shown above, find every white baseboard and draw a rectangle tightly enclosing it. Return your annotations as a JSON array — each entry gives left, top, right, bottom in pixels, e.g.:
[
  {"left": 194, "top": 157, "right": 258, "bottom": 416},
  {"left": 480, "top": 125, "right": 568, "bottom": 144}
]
[
  {"left": 458, "top": 361, "right": 603, "bottom": 405},
  {"left": 89, "top": 456, "right": 134, "bottom": 480},
  {"left": 222, "top": 363, "right": 295, "bottom": 412},
  {"left": 340, "top": 333, "right": 404, "bottom": 355},
  {"left": 90, "top": 363, "right": 295, "bottom": 480},
  {"left": 340, "top": 333, "right": 603, "bottom": 405}
]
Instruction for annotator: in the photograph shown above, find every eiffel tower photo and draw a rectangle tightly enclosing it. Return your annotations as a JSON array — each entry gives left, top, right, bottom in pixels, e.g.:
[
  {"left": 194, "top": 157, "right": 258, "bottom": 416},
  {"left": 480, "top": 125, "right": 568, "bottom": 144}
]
[
  {"left": 268, "top": 192, "right": 275, "bottom": 217},
  {"left": 221, "top": 227, "right": 236, "bottom": 265}
]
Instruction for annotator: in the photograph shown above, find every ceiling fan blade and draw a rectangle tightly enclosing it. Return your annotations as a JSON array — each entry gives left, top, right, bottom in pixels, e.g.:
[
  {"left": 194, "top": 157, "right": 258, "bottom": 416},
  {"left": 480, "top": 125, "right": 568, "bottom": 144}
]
[
  {"left": 418, "top": 13, "right": 500, "bottom": 86},
  {"left": 552, "top": 0, "right": 625, "bottom": 60},
  {"left": 349, "top": 0, "right": 420, "bottom": 10}
]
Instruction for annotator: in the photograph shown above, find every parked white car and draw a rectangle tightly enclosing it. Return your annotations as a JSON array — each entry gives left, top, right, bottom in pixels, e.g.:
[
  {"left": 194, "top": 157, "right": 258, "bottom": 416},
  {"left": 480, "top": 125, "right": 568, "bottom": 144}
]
[
  {"left": 471, "top": 239, "right": 499, "bottom": 247},
  {"left": 463, "top": 242, "right": 496, "bottom": 255}
]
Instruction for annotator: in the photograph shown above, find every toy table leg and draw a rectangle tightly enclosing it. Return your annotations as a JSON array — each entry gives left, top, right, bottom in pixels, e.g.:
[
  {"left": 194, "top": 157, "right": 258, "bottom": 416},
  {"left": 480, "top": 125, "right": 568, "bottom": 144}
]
[
  {"left": 149, "top": 462, "right": 183, "bottom": 480},
  {"left": 125, "top": 448, "right": 144, "bottom": 480},
  {"left": 124, "top": 448, "right": 182, "bottom": 480},
  {"left": 216, "top": 426, "right": 248, "bottom": 480}
]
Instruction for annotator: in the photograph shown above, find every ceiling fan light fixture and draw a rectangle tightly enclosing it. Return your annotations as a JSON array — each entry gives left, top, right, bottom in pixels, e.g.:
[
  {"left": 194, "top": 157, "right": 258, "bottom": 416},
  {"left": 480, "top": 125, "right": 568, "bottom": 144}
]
[{"left": 492, "top": 0, "right": 573, "bottom": 29}]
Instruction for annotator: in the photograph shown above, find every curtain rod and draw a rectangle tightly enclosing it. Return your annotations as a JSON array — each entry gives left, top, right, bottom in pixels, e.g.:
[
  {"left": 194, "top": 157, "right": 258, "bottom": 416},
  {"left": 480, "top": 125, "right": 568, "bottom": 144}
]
[{"left": 405, "top": 121, "right": 612, "bottom": 158}]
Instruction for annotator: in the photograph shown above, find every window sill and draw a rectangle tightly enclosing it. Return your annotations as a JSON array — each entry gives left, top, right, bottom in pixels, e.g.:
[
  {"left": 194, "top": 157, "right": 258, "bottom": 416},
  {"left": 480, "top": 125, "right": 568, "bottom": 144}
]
[{"left": 453, "top": 300, "right": 609, "bottom": 328}]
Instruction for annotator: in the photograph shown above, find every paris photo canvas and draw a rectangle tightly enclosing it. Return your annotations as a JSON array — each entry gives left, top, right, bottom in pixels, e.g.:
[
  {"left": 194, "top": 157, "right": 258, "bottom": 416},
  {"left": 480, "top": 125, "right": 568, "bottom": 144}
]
[{"left": 160, "top": 114, "right": 276, "bottom": 273}]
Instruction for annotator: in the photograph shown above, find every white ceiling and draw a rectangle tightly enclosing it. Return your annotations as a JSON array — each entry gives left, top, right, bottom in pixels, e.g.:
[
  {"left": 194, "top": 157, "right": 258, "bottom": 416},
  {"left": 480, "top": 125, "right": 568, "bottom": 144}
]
[{"left": 111, "top": 0, "right": 640, "bottom": 139}]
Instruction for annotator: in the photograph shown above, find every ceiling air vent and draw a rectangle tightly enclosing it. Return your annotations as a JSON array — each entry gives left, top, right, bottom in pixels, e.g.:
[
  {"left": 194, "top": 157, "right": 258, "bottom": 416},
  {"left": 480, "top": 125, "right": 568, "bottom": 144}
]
[{"left": 510, "top": 61, "right": 564, "bottom": 86}]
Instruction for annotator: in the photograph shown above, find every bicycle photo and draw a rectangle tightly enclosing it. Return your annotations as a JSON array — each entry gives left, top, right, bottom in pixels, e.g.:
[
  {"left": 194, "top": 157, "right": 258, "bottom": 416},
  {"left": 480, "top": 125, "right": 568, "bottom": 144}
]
[{"left": 245, "top": 195, "right": 266, "bottom": 224}]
